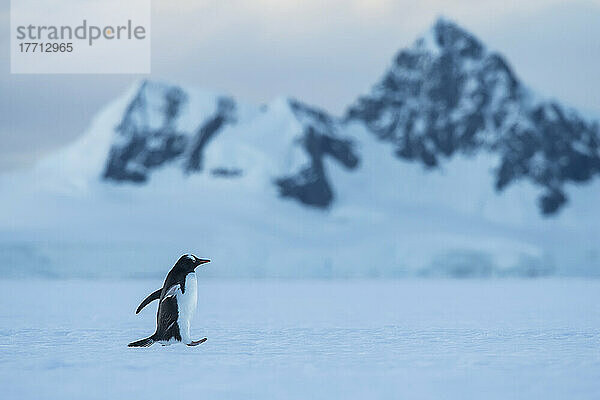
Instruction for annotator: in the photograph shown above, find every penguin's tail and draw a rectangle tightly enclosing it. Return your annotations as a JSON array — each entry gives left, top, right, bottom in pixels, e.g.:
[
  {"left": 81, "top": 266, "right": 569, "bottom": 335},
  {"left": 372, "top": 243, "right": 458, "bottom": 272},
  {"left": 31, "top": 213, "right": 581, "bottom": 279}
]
[{"left": 128, "top": 335, "right": 155, "bottom": 348}]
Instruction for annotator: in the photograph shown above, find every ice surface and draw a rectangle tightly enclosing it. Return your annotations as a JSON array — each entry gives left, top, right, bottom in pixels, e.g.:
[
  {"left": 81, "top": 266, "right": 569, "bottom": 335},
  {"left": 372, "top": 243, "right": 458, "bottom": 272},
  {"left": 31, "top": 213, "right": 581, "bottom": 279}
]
[{"left": 0, "top": 279, "right": 599, "bottom": 399}]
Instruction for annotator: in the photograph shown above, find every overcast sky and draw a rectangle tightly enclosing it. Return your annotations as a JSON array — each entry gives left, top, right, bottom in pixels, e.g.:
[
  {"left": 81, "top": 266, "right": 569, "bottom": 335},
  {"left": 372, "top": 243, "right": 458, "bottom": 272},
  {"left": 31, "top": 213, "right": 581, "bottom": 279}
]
[{"left": 1, "top": 0, "right": 600, "bottom": 171}]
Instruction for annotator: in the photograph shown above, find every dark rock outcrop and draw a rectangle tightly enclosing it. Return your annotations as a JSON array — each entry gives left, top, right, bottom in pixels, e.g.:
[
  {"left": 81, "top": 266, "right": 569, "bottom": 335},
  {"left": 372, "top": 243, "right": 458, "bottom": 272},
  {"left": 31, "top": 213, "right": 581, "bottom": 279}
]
[
  {"left": 103, "top": 82, "right": 237, "bottom": 183},
  {"left": 103, "top": 81, "right": 188, "bottom": 183},
  {"left": 185, "top": 97, "right": 236, "bottom": 173},
  {"left": 275, "top": 100, "right": 359, "bottom": 208}
]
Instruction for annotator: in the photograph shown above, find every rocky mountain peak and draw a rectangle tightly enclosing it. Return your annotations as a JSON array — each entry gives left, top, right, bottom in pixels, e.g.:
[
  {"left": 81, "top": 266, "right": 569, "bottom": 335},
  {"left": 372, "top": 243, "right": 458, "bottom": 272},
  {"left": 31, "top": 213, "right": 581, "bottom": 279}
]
[{"left": 346, "top": 18, "right": 600, "bottom": 215}]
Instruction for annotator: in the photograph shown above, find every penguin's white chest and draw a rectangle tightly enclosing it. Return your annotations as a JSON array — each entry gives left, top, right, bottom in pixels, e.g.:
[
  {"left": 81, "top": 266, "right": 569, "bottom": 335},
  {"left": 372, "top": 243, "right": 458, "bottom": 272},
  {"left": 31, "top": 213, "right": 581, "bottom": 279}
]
[
  {"left": 177, "top": 272, "right": 197, "bottom": 322},
  {"left": 175, "top": 273, "right": 197, "bottom": 343}
]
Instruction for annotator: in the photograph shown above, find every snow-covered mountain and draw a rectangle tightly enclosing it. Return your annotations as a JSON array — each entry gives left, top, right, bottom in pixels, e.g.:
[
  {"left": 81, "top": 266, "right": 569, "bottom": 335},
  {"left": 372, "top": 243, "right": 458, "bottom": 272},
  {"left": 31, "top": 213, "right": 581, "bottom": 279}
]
[
  {"left": 1, "top": 18, "right": 599, "bottom": 279},
  {"left": 100, "top": 81, "right": 360, "bottom": 208},
  {"left": 347, "top": 18, "right": 600, "bottom": 216}
]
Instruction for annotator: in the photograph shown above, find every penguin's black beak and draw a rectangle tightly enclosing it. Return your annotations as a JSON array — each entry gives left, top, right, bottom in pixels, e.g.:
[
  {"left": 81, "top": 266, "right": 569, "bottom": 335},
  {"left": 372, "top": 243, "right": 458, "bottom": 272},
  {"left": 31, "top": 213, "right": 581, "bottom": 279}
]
[{"left": 195, "top": 258, "right": 210, "bottom": 268}]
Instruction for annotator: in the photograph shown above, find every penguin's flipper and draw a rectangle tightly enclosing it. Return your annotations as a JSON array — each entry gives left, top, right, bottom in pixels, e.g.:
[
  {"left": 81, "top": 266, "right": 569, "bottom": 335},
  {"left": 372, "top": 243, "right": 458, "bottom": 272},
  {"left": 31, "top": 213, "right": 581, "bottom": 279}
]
[
  {"left": 135, "top": 288, "right": 162, "bottom": 314},
  {"left": 161, "top": 284, "right": 181, "bottom": 301}
]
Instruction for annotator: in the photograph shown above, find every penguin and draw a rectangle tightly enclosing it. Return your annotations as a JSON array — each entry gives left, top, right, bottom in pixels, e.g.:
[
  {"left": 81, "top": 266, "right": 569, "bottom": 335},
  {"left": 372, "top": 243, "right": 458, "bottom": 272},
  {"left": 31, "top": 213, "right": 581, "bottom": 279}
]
[{"left": 128, "top": 254, "right": 210, "bottom": 347}]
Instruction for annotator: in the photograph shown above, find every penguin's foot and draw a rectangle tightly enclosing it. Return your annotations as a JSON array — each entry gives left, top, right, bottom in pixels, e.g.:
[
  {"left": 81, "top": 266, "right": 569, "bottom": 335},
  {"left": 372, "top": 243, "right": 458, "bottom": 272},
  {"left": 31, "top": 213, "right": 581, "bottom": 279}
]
[{"left": 187, "top": 338, "right": 207, "bottom": 346}]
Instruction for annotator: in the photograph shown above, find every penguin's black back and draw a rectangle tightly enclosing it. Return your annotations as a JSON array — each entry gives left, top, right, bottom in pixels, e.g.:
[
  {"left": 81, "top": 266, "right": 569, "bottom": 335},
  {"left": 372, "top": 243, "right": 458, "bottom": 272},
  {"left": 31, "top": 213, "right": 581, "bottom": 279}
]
[{"left": 154, "top": 294, "right": 181, "bottom": 341}]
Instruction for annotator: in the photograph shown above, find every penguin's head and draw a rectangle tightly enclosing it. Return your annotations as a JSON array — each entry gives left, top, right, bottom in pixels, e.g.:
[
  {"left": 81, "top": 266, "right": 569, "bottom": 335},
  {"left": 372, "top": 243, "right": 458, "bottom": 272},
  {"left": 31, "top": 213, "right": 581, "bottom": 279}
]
[{"left": 177, "top": 254, "right": 210, "bottom": 273}]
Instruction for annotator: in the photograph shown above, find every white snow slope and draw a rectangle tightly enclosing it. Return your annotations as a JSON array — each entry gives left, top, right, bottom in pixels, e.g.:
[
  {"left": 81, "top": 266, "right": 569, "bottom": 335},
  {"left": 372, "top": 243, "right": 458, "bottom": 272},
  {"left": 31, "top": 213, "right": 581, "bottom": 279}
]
[
  {"left": 0, "top": 279, "right": 599, "bottom": 399},
  {"left": 0, "top": 80, "right": 599, "bottom": 278}
]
